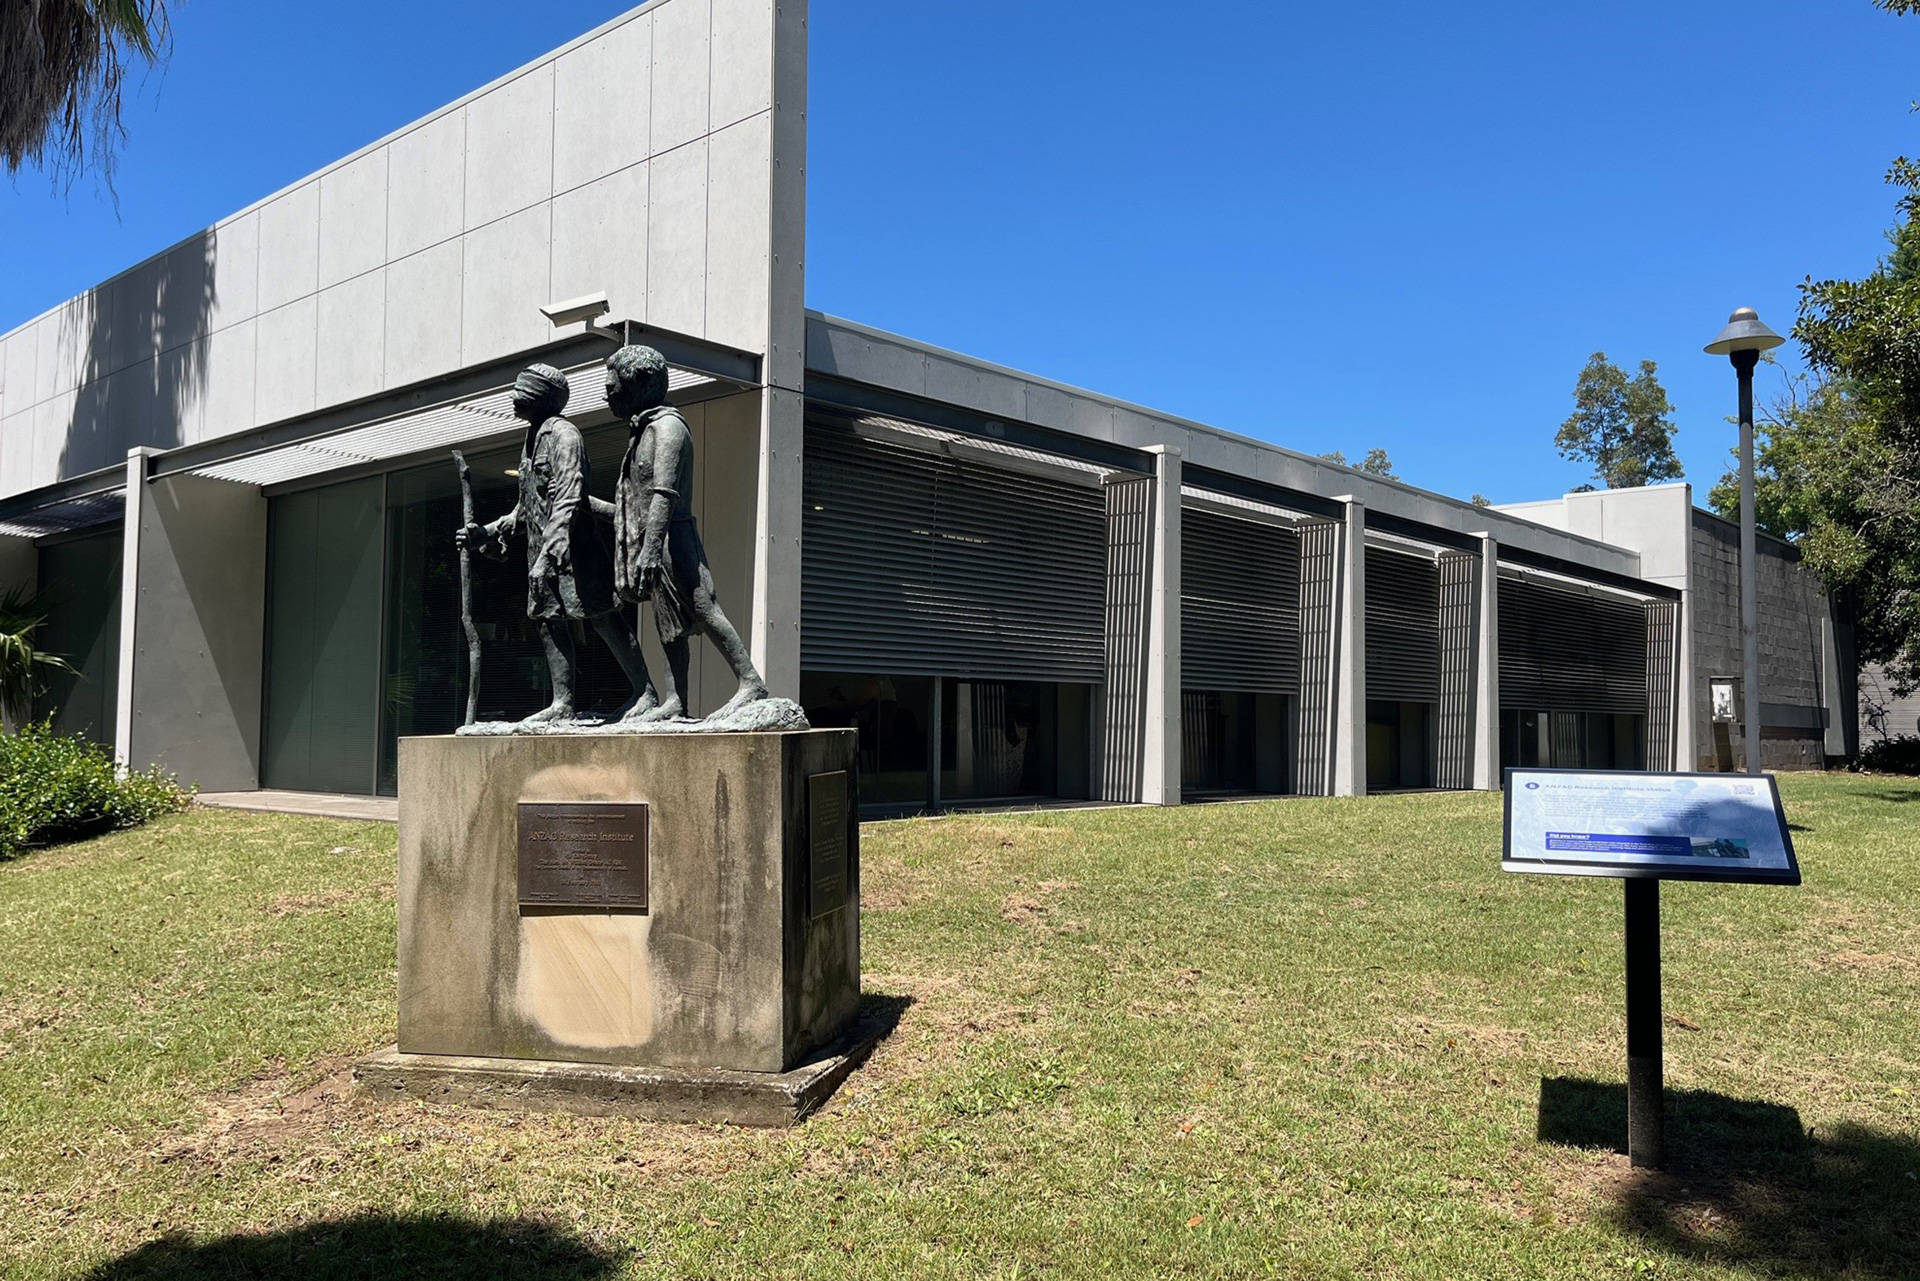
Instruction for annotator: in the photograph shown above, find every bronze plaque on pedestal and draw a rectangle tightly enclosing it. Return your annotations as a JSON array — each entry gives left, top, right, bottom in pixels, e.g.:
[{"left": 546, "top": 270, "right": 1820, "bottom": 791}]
[
  {"left": 808, "top": 771, "right": 851, "bottom": 919},
  {"left": 518, "top": 803, "right": 649, "bottom": 911}
]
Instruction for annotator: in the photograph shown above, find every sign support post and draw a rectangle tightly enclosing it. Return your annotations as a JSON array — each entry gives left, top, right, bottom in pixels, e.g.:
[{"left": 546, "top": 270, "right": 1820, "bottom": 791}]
[{"left": 1623, "top": 877, "right": 1663, "bottom": 1168}]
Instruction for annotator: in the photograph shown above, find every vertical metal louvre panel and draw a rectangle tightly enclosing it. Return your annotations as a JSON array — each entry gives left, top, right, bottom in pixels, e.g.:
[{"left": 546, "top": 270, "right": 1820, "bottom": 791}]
[
  {"left": 1180, "top": 507, "right": 1301, "bottom": 695},
  {"left": 1099, "top": 476, "right": 1153, "bottom": 803},
  {"left": 1436, "top": 551, "right": 1479, "bottom": 789},
  {"left": 802, "top": 423, "right": 1108, "bottom": 682},
  {"left": 1645, "top": 599, "right": 1679, "bottom": 769},
  {"left": 1365, "top": 548, "right": 1441, "bottom": 703},
  {"left": 1295, "top": 519, "right": 1340, "bottom": 796},
  {"left": 1497, "top": 576, "right": 1649, "bottom": 714}
]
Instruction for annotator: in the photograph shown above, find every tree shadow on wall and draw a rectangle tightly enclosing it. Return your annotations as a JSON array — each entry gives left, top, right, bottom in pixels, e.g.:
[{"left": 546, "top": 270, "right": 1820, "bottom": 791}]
[
  {"left": 1539, "top": 1076, "right": 1920, "bottom": 1279},
  {"left": 55, "top": 225, "right": 216, "bottom": 479},
  {"left": 78, "top": 1214, "right": 620, "bottom": 1281}
]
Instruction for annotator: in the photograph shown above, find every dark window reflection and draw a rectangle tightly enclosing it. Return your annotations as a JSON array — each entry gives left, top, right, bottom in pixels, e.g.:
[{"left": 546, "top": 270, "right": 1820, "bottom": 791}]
[
  {"left": 1367, "top": 699, "right": 1435, "bottom": 790},
  {"left": 1499, "top": 709, "right": 1647, "bottom": 773},
  {"left": 376, "top": 430, "right": 633, "bottom": 795},
  {"left": 801, "top": 672, "right": 1090, "bottom": 810}
]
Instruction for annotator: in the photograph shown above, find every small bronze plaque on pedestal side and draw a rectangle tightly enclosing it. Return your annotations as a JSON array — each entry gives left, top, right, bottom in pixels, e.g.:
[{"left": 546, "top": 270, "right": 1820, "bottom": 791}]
[
  {"left": 518, "top": 803, "right": 649, "bottom": 911},
  {"left": 808, "top": 771, "right": 851, "bottom": 919}
]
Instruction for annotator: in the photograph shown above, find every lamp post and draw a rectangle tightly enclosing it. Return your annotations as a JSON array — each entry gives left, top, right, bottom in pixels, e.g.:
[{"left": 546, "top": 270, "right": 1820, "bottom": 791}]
[{"left": 1704, "top": 308, "right": 1785, "bottom": 776}]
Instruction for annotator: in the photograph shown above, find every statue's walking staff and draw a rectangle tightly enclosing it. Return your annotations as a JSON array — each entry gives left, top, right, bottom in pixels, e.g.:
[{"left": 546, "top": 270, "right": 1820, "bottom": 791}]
[{"left": 452, "top": 450, "right": 481, "bottom": 727}]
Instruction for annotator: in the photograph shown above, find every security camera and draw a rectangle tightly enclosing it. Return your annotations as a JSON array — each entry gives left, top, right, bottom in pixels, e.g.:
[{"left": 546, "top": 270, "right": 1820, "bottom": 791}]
[{"left": 539, "top": 292, "right": 611, "bottom": 328}]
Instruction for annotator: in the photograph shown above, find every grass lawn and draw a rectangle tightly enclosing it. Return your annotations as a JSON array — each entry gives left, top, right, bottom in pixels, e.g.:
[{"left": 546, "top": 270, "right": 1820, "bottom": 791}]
[{"left": 2, "top": 773, "right": 1917, "bottom": 1280}]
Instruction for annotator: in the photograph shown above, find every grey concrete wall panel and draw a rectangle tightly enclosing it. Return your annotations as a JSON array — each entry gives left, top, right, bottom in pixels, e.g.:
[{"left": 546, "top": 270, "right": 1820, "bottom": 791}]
[
  {"left": 647, "top": 138, "right": 709, "bottom": 338},
  {"left": 318, "top": 149, "right": 390, "bottom": 289},
  {"left": 200, "top": 319, "right": 258, "bottom": 444},
  {"left": 694, "top": 392, "right": 763, "bottom": 713},
  {"left": 256, "top": 182, "right": 322, "bottom": 314},
  {"left": 0, "top": 0, "right": 790, "bottom": 502},
  {"left": 383, "top": 243, "right": 464, "bottom": 390},
  {"left": 924, "top": 356, "right": 1027, "bottom": 422},
  {"left": 0, "top": 412, "right": 29, "bottom": 494},
  {"left": 1860, "top": 663, "right": 1920, "bottom": 741},
  {"left": 707, "top": 118, "right": 774, "bottom": 354},
  {"left": 463, "top": 64, "right": 555, "bottom": 231},
  {"left": 255, "top": 296, "right": 319, "bottom": 424},
  {"left": 460, "top": 204, "right": 553, "bottom": 366},
  {"left": 711, "top": 0, "right": 774, "bottom": 130},
  {"left": 554, "top": 12, "right": 651, "bottom": 195},
  {"left": 206, "top": 211, "right": 261, "bottom": 335},
  {"left": 651, "top": 0, "right": 712, "bottom": 154},
  {"left": 551, "top": 163, "right": 649, "bottom": 328},
  {"left": 126, "top": 473, "right": 268, "bottom": 789},
  {"left": 387, "top": 110, "right": 466, "bottom": 260},
  {"left": 317, "top": 272, "right": 389, "bottom": 406}
]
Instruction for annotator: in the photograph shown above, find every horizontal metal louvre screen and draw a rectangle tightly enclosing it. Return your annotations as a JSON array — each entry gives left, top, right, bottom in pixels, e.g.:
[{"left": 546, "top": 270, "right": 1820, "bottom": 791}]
[
  {"left": 1181, "top": 507, "right": 1301, "bottom": 695},
  {"left": 802, "top": 423, "right": 1108, "bottom": 682},
  {"left": 1365, "top": 548, "right": 1441, "bottom": 702},
  {"left": 1498, "top": 577, "right": 1648, "bottom": 714}
]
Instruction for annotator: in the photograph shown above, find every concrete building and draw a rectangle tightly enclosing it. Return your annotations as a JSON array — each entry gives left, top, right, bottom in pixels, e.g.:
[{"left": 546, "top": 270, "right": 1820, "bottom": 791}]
[{"left": 0, "top": 0, "right": 1853, "bottom": 809}]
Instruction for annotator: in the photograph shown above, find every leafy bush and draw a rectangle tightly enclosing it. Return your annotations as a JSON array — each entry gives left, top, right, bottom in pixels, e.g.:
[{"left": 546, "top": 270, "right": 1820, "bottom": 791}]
[
  {"left": 0, "top": 723, "right": 189, "bottom": 859},
  {"left": 1852, "top": 735, "right": 1920, "bottom": 776}
]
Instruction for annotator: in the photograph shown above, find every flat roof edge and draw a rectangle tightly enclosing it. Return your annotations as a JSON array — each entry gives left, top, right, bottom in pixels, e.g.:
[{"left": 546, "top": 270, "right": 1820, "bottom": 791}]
[{"left": 804, "top": 310, "right": 1644, "bottom": 572}]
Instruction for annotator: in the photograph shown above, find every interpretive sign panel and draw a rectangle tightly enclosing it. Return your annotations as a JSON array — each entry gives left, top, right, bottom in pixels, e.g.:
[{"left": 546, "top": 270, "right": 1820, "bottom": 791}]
[
  {"left": 808, "top": 771, "right": 851, "bottom": 919},
  {"left": 518, "top": 803, "right": 650, "bottom": 910},
  {"left": 1503, "top": 769, "right": 1799, "bottom": 885}
]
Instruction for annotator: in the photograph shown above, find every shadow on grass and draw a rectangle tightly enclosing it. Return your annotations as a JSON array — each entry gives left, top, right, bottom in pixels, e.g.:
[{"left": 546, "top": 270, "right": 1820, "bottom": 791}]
[
  {"left": 79, "top": 1214, "right": 618, "bottom": 1280},
  {"left": 1539, "top": 1077, "right": 1920, "bottom": 1279}
]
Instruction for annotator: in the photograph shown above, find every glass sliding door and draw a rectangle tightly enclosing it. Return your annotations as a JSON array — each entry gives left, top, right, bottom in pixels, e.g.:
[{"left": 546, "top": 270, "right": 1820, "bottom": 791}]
[
  {"left": 33, "top": 529, "right": 122, "bottom": 746},
  {"left": 262, "top": 477, "right": 385, "bottom": 794}
]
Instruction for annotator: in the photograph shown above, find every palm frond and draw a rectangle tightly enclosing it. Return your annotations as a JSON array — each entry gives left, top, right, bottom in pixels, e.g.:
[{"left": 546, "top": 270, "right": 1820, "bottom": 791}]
[{"left": 0, "top": 1, "right": 173, "bottom": 189}]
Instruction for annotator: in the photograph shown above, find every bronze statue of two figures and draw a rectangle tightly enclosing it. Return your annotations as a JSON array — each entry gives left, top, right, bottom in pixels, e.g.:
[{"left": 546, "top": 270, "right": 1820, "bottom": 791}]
[{"left": 453, "top": 346, "right": 805, "bottom": 735}]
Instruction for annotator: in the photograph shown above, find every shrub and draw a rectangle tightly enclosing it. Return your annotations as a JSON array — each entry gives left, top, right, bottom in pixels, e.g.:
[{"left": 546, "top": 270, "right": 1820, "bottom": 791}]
[
  {"left": 0, "top": 723, "right": 189, "bottom": 859},
  {"left": 1851, "top": 734, "right": 1920, "bottom": 776}
]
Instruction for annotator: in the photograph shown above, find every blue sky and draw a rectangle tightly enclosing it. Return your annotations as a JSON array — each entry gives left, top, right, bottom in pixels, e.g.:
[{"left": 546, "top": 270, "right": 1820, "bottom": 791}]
[{"left": 3, "top": 0, "right": 1918, "bottom": 504}]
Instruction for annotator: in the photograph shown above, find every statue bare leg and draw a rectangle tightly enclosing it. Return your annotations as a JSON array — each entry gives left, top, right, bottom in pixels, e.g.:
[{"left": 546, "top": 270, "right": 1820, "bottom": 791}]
[
  {"left": 523, "top": 618, "right": 578, "bottom": 724},
  {"left": 697, "top": 590, "right": 769, "bottom": 717},
  {"left": 591, "top": 610, "right": 658, "bottom": 719},
  {"left": 633, "top": 636, "right": 694, "bottom": 723}
]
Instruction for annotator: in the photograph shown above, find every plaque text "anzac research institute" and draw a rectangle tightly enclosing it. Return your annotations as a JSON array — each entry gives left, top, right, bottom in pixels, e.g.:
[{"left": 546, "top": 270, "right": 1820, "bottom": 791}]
[{"left": 517, "top": 802, "right": 650, "bottom": 911}]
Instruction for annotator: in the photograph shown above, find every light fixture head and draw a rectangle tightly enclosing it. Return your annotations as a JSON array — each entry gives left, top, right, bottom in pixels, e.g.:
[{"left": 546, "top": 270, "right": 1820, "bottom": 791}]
[
  {"left": 1704, "top": 307, "right": 1785, "bottom": 356},
  {"left": 539, "top": 291, "right": 612, "bottom": 329}
]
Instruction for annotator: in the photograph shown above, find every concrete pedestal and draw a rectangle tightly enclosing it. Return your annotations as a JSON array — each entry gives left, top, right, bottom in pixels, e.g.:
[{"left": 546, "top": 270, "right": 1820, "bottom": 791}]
[{"left": 358, "top": 728, "right": 863, "bottom": 1124}]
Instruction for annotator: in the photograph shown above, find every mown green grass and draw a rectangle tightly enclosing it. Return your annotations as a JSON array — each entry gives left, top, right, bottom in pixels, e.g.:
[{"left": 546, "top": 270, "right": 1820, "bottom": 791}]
[{"left": 1, "top": 775, "right": 1916, "bottom": 1280}]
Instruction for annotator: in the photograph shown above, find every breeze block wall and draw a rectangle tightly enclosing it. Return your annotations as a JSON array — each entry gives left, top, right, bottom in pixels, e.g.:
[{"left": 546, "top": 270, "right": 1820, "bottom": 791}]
[{"left": 1689, "top": 509, "right": 1832, "bottom": 770}]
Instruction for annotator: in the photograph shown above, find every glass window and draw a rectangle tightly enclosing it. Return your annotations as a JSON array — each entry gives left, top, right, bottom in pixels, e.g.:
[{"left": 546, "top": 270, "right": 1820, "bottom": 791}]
[
  {"left": 800, "top": 671, "right": 934, "bottom": 807},
  {"left": 1367, "top": 699, "right": 1435, "bottom": 790},
  {"left": 34, "top": 530, "right": 122, "bottom": 746}
]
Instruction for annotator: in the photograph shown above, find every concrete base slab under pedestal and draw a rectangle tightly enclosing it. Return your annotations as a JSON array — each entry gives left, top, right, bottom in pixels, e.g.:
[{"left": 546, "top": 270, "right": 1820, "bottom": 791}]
[{"left": 354, "top": 1015, "right": 888, "bottom": 1127}]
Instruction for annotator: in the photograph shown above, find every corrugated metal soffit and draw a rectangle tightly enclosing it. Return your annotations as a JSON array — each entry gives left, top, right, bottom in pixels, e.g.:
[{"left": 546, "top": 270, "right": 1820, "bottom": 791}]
[
  {"left": 800, "top": 422, "right": 1109, "bottom": 682},
  {"left": 1365, "top": 547, "right": 1442, "bottom": 703},
  {"left": 1645, "top": 599, "right": 1680, "bottom": 769},
  {"left": 1294, "top": 519, "right": 1341, "bottom": 796},
  {"left": 1436, "top": 550, "right": 1479, "bottom": 790},
  {"left": 1180, "top": 506, "right": 1302, "bottom": 696},
  {"left": 1497, "top": 576, "right": 1649, "bottom": 714},
  {"left": 1098, "top": 476, "right": 1153, "bottom": 803}
]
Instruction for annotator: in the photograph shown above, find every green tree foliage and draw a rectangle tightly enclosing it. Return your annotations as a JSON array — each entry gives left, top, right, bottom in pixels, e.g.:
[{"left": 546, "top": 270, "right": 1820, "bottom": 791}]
[
  {"left": 0, "top": 1, "right": 171, "bottom": 187},
  {"left": 1555, "top": 353, "right": 1683, "bottom": 490},
  {"left": 1727, "top": 142, "right": 1920, "bottom": 694},
  {"left": 1318, "top": 448, "right": 1398, "bottom": 479},
  {"left": 0, "top": 587, "right": 73, "bottom": 726}
]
